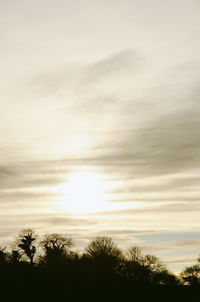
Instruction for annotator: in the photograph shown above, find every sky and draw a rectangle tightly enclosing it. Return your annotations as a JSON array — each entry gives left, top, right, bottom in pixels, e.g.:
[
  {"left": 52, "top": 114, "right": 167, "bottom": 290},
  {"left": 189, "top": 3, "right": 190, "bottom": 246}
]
[{"left": 1, "top": 0, "right": 200, "bottom": 273}]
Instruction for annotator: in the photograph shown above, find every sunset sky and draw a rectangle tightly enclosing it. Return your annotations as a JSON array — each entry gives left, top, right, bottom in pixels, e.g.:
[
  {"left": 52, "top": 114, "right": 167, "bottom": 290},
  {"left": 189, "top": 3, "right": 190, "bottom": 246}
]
[{"left": 1, "top": 0, "right": 200, "bottom": 273}]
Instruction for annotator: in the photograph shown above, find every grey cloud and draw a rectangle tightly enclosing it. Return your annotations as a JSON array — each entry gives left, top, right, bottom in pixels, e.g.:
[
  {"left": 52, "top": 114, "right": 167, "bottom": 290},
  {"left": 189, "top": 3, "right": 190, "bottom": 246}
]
[
  {"left": 31, "top": 49, "right": 141, "bottom": 92},
  {"left": 135, "top": 107, "right": 200, "bottom": 173},
  {"left": 166, "top": 257, "right": 196, "bottom": 264},
  {"left": 28, "top": 49, "right": 144, "bottom": 124},
  {"left": 108, "top": 195, "right": 200, "bottom": 206},
  {"left": 173, "top": 240, "right": 200, "bottom": 248},
  {"left": 142, "top": 240, "right": 200, "bottom": 254},
  {"left": 108, "top": 176, "right": 200, "bottom": 195},
  {"left": 0, "top": 159, "right": 76, "bottom": 191},
  {"left": 94, "top": 229, "right": 157, "bottom": 236},
  {"left": 31, "top": 105, "right": 198, "bottom": 185},
  {"left": 0, "top": 166, "right": 17, "bottom": 177},
  {"left": 36, "top": 216, "right": 98, "bottom": 227},
  {"left": 98, "top": 201, "right": 200, "bottom": 216},
  {"left": 85, "top": 50, "right": 141, "bottom": 83},
  {"left": 0, "top": 191, "right": 58, "bottom": 202},
  {"left": 79, "top": 100, "right": 200, "bottom": 179},
  {"left": 0, "top": 212, "right": 98, "bottom": 242}
]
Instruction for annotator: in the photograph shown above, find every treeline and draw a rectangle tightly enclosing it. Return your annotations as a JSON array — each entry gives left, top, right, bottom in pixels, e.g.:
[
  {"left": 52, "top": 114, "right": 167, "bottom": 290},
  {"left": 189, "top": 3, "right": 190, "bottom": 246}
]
[{"left": 0, "top": 229, "right": 200, "bottom": 301}]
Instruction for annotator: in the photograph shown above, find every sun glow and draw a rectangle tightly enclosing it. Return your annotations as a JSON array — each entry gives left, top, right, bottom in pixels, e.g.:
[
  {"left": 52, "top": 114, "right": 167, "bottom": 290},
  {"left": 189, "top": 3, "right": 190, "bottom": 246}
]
[{"left": 57, "top": 170, "right": 116, "bottom": 213}]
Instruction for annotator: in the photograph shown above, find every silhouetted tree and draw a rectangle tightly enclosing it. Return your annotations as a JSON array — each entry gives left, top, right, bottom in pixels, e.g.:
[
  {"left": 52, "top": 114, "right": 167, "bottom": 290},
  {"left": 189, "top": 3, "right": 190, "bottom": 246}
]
[
  {"left": 1, "top": 229, "right": 200, "bottom": 301},
  {"left": 141, "top": 254, "right": 169, "bottom": 284},
  {"left": 16, "top": 229, "right": 37, "bottom": 264},
  {"left": 181, "top": 264, "right": 200, "bottom": 286},
  {"left": 85, "top": 237, "right": 121, "bottom": 259},
  {"left": 142, "top": 254, "right": 165, "bottom": 272},
  {"left": 126, "top": 246, "right": 143, "bottom": 263},
  {"left": 84, "top": 237, "right": 122, "bottom": 281},
  {"left": 119, "top": 246, "right": 145, "bottom": 283},
  {"left": 153, "top": 269, "right": 179, "bottom": 285},
  {"left": 40, "top": 233, "right": 73, "bottom": 264},
  {"left": 120, "top": 247, "right": 171, "bottom": 285},
  {"left": 8, "top": 250, "right": 21, "bottom": 264}
]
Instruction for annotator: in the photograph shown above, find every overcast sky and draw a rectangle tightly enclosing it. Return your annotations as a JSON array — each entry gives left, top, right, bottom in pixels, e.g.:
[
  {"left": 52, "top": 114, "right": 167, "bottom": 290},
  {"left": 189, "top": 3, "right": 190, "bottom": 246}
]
[{"left": 1, "top": 0, "right": 200, "bottom": 272}]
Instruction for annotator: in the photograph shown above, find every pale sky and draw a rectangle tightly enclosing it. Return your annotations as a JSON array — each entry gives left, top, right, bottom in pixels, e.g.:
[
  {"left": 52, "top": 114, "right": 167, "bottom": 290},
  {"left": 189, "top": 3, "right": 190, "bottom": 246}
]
[{"left": 1, "top": 0, "right": 200, "bottom": 272}]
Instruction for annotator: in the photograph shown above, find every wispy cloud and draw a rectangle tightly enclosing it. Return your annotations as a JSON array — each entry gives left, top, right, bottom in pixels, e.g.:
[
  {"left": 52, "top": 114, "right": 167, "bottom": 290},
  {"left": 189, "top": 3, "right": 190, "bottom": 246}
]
[{"left": 1, "top": 0, "right": 200, "bottom": 272}]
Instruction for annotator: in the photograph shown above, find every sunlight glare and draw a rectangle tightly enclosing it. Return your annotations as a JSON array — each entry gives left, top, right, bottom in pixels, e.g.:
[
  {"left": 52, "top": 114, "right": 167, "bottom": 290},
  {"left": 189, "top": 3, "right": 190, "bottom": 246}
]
[{"left": 57, "top": 170, "right": 116, "bottom": 213}]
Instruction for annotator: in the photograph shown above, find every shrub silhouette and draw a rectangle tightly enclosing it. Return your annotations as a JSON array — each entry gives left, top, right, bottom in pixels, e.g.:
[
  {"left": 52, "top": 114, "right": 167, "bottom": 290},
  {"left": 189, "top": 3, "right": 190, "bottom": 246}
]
[{"left": 16, "top": 229, "right": 37, "bottom": 264}]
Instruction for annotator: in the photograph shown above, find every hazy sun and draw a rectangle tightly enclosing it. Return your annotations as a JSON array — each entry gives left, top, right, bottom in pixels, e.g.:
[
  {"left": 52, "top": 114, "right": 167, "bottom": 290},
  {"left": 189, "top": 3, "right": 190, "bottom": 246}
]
[{"left": 57, "top": 170, "right": 115, "bottom": 213}]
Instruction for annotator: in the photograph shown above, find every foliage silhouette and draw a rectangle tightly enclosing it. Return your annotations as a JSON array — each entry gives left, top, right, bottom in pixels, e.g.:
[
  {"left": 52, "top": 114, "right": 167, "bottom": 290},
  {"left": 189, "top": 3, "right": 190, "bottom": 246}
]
[
  {"left": 16, "top": 229, "right": 37, "bottom": 264},
  {"left": 0, "top": 230, "right": 199, "bottom": 302},
  {"left": 85, "top": 236, "right": 121, "bottom": 259},
  {"left": 83, "top": 236, "right": 122, "bottom": 282},
  {"left": 181, "top": 264, "right": 200, "bottom": 286},
  {"left": 40, "top": 233, "right": 73, "bottom": 264},
  {"left": 126, "top": 245, "right": 143, "bottom": 262},
  {"left": 8, "top": 249, "right": 21, "bottom": 264}
]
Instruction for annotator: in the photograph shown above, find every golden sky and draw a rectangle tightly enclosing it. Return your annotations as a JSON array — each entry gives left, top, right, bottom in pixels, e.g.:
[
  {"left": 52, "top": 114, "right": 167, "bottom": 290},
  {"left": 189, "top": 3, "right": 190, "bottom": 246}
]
[{"left": 1, "top": 0, "right": 200, "bottom": 272}]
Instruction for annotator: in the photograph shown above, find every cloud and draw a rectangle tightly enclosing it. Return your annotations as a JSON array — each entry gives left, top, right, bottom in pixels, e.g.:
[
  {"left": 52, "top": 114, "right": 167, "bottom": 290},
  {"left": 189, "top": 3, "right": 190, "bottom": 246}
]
[
  {"left": 84, "top": 50, "right": 142, "bottom": 83},
  {"left": 73, "top": 97, "right": 200, "bottom": 181},
  {"left": 166, "top": 256, "right": 196, "bottom": 265},
  {"left": 0, "top": 159, "right": 76, "bottom": 190},
  {"left": 142, "top": 240, "right": 200, "bottom": 253},
  {"left": 0, "top": 0, "right": 200, "bottom": 274},
  {"left": 30, "top": 49, "right": 142, "bottom": 93}
]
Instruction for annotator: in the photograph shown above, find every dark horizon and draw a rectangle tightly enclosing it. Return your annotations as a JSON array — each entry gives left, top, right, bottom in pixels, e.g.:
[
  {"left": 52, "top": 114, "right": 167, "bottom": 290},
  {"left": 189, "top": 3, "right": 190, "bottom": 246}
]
[{"left": 0, "top": 229, "right": 200, "bottom": 302}]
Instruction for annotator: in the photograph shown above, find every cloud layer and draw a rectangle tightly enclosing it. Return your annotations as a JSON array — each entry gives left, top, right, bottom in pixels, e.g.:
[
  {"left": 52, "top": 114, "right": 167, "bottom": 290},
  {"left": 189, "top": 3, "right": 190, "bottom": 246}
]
[{"left": 0, "top": 0, "right": 200, "bottom": 273}]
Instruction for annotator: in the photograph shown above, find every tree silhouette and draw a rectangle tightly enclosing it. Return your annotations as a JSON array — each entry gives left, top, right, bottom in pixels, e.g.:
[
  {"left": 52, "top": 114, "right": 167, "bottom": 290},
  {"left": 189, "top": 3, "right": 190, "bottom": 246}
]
[
  {"left": 16, "top": 229, "right": 37, "bottom": 264},
  {"left": 126, "top": 246, "right": 143, "bottom": 263},
  {"left": 120, "top": 246, "right": 145, "bottom": 283},
  {"left": 9, "top": 250, "right": 21, "bottom": 264},
  {"left": 40, "top": 233, "right": 73, "bottom": 264},
  {"left": 85, "top": 237, "right": 121, "bottom": 259},
  {"left": 84, "top": 236, "right": 122, "bottom": 281},
  {"left": 120, "top": 247, "right": 172, "bottom": 285},
  {"left": 181, "top": 264, "right": 200, "bottom": 286},
  {"left": 0, "top": 228, "right": 199, "bottom": 301},
  {"left": 142, "top": 254, "right": 165, "bottom": 273}
]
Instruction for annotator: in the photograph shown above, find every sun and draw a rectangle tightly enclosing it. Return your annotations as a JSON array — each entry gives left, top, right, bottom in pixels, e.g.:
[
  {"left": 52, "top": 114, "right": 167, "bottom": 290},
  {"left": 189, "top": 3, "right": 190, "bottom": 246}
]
[
  {"left": 56, "top": 170, "right": 115, "bottom": 213},
  {"left": 54, "top": 169, "right": 145, "bottom": 214}
]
